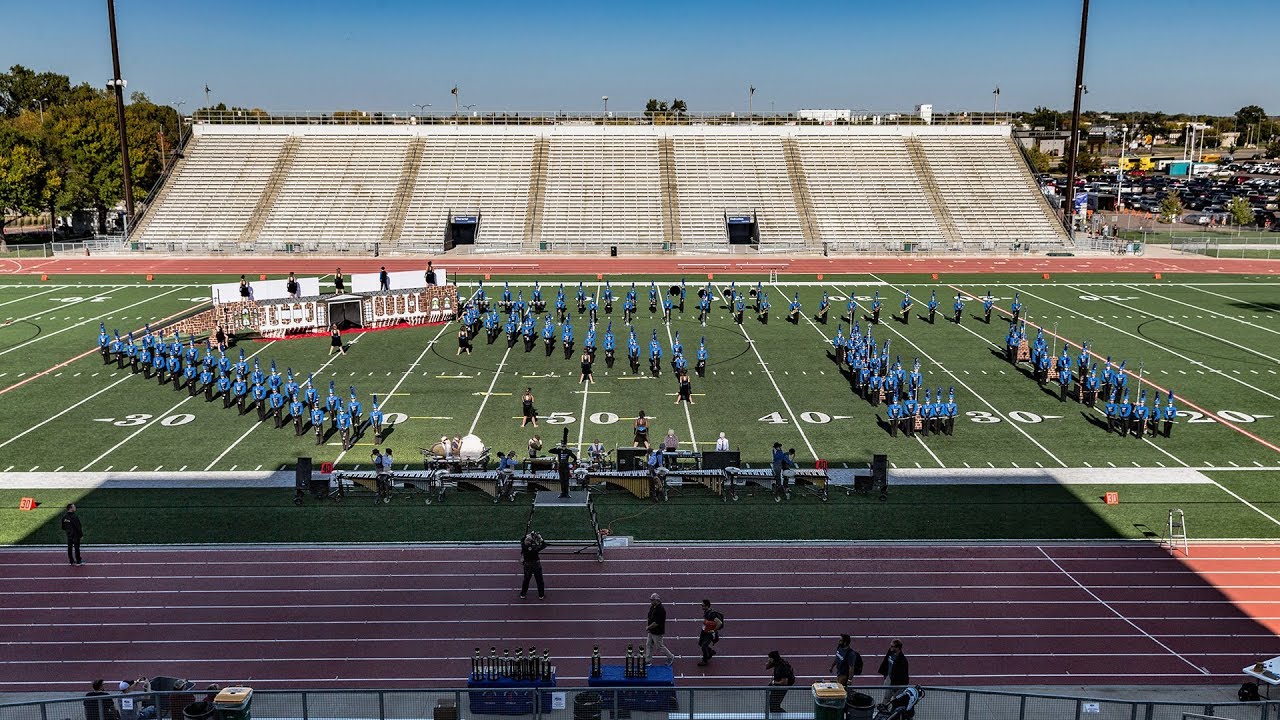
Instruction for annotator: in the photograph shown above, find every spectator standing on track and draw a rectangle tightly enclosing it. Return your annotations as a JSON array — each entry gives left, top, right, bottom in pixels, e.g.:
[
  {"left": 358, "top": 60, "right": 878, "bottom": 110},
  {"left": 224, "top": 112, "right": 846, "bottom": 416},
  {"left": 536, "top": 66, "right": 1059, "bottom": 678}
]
[
  {"left": 379, "top": 266, "right": 390, "bottom": 291},
  {"left": 84, "top": 680, "right": 116, "bottom": 720},
  {"left": 519, "top": 530, "right": 548, "bottom": 600},
  {"left": 696, "top": 599, "right": 724, "bottom": 667},
  {"left": 766, "top": 651, "right": 796, "bottom": 713},
  {"left": 830, "top": 634, "right": 862, "bottom": 686},
  {"left": 61, "top": 503, "right": 84, "bottom": 565},
  {"left": 644, "top": 593, "right": 676, "bottom": 666},
  {"left": 878, "top": 640, "right": 910, "bottom": 702}
]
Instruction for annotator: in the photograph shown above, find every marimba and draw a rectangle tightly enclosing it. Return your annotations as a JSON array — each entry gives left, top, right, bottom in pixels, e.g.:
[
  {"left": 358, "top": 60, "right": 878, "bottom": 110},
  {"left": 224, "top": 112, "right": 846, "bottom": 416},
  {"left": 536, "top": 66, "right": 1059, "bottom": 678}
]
[
  {"left": 589, "top": 470, "right": 655, "bottom": 500},
  {"left": 669, "top": 469, "right": 725, "bottom": 498},
  {"left": 332, "top": 470, "right": 447, "bottom": 504},
  {"left": 444, "top": 470, "right": 553, "bottom": 502}
]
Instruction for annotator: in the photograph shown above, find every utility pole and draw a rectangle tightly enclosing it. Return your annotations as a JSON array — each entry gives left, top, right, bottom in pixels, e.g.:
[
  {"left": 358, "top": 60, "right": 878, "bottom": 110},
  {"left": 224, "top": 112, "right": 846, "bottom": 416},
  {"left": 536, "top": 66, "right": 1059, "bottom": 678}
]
[
  {"left": 106, "top": 0, "right": 135, "bottom": 222},
  {"left": 1062, "top": 0, "right": 1090, "bottom": 238}
]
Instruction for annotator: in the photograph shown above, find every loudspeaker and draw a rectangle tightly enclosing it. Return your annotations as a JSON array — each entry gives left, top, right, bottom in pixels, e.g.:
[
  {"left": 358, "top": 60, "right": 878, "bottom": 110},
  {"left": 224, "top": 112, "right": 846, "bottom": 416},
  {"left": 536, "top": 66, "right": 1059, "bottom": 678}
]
[
  {"left": 616, "top": 447, "right": 647, "bottom": 472},
  {"left": 295, "top": 457, "right": 313, "bottom": 491},
  {"left": 871, "top": 454, "right": 888, "bottom": 499},
  {"left": 702, "top": 450, "right": 740, "bottom": 471}
]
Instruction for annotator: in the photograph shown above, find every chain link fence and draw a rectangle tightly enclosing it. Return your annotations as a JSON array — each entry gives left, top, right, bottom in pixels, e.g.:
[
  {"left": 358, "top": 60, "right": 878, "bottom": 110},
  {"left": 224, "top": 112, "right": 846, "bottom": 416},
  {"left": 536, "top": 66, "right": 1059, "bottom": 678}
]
[{"left": 4, "top": 688, "right": 1278, "bottom": 720}]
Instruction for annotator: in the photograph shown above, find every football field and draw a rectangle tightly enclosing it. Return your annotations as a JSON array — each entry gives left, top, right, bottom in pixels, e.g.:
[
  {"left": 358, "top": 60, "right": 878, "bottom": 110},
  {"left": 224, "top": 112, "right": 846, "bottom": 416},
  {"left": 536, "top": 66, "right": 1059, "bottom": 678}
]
[{"left": 1, "top": 271, "right": 1279, "bottom": 541}]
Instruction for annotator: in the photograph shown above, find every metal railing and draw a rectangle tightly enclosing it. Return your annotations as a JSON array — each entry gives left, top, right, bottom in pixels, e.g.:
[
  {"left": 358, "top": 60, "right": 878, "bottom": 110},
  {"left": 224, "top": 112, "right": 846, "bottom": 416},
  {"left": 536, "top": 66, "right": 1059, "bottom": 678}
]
[
  {"left": 189, "top": 110, "right": 1015, "bottom": 127},
  {"left": 5, "top": 686, "right": 1277, "bottom": 720}
]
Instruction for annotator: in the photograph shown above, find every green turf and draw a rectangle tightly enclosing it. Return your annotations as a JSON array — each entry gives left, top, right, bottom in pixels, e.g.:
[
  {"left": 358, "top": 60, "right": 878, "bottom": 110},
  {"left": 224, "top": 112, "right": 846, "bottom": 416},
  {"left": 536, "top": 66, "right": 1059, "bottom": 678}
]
[
  {"left": 3, "top": 477, "right": 1277, "bottom": 545},
  {"left": 2, "top": 271, "right": 1279, "bottom": 544}
]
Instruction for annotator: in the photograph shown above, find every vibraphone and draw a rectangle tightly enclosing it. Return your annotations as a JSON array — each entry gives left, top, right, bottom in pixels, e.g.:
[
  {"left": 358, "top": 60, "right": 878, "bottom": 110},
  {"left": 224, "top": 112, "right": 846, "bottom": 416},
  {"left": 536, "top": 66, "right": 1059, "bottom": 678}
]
[
  {"left": 331, "top": 470, "right": 448, "bottom": 504},
  {"left": 723, "top": 466, "right": 831, "bottom": 501},
  {"left": 588, "top": 469, "right": 656, "bottom": 500},
  {"left": 443, "top": 470, "right": 555, "bottom": 502},
  {"left": 667, "top": 468, "right": 726, "bottom": 499}
]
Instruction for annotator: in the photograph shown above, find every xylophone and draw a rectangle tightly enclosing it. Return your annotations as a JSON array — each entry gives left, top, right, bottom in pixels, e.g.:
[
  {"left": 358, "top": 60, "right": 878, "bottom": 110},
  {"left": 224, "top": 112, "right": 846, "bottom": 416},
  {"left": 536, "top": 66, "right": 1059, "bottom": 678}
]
[
  {"left": 588, "top": 469, "right": 655, "bottom": 500},
  {"left": 667, "top": 468, "right": 725, "bottom": 498},
  {"left": 332, "top": 470, "right": 448, "bottom": 504},
  {"left": 723, "top": 466, "right": 830, "bottom": 502},
  {"left": 444, "top": 470, "right": 555, "bottom": 502}
]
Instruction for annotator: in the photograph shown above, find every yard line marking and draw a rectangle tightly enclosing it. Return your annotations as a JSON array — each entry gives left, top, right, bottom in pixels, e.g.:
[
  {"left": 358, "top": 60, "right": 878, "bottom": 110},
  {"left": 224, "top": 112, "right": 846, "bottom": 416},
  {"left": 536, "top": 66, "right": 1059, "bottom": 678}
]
[
  {"left": 1186, "top": 285, "right": 1280, "bottom": 315},
  {"left": 332, "top": 297, "right": 472, "bottom": 467},
  {"left": 1127, "top": 285, "right": 1280, "bottom": 339},
  {"left": 983, "top": 285, "right": 1280, "bottom": 456},
  {"left": 82, "top": 342, "right": 277, "bottom": 471},
  {"left": 0, "top": 286, "right": 59, "bottom": 307},
  {"left": 205, "top": 337, "right": 356, "bottom": 471},
  {"left": 862, "top": 278, "right": 1066, "bottom": 467},
  {"left": 661, "top": 291, "right": 697, "bottom": 459},
  {"left": 2, "top": 288, "right": 116, "bottom": 326},
  {"left": 0, "top": 373, "right": 137, "bottom": 451},
  {"left": 733, "top": 288, "right": 817, "bottom": 461},
  {"left": 1071, "top": 284, "right": 1279, "bottom": 364},
  {"left": 780, "top": 282, "right": 943, "bottom": 467},
  {"left": 468, "top": 345, "right": 512, "bottom": 437},
  {"left": 0, "top": 288, "right": 190, "bottom": 358},
  {"left": 1037, "top": 546, "right": 1208, "bottom": 675}
]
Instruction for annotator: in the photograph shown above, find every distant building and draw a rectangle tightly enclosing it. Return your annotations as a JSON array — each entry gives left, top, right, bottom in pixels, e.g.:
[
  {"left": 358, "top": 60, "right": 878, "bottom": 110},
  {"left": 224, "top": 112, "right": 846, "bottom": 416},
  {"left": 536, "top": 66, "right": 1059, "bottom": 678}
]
[
  {"left": 797, "top": 109, "right": 852, "bottom": 123},
  {"left": 916, "top": 104, "right": 933, "bottom": 125},
  {"left": 1016, "top": 129, "right": 1070, "bottom": 157}
]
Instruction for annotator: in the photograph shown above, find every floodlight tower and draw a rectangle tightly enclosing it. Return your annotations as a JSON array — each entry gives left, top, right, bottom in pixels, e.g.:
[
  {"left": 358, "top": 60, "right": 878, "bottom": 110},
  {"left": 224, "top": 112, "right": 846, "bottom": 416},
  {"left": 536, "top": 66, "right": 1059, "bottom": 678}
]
[{"left": 106, "top": 0, "right": 135, "bottom": 222}]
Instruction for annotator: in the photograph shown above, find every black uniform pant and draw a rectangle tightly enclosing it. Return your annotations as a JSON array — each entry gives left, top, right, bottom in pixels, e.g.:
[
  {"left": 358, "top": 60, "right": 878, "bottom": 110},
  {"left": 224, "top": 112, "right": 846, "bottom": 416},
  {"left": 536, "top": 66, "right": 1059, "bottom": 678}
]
[
  {"left": 559, "top": 463, "right": 571, "bottom": 498},
  {"left": 66, "top": 536, "right": 82, "bottom": 564},
  {"left": 521, "top": 563, "right": 545, "bottom": 597}
]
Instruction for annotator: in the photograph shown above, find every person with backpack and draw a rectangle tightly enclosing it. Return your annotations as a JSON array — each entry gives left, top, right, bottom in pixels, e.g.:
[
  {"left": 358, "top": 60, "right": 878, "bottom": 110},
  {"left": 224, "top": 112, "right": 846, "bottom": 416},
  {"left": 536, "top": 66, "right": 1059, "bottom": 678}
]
[
  {"left": 766, "top": 650, "right": 796, "bottom": 714},
  {"left": 61, "top": 503, "right": 84, "bottom": 565},
  {"left": 697, "top": 599, "right": 724, "bottom": 667},
  {"left": 831, "top": 634, "right": 863, "bottom": 686}
]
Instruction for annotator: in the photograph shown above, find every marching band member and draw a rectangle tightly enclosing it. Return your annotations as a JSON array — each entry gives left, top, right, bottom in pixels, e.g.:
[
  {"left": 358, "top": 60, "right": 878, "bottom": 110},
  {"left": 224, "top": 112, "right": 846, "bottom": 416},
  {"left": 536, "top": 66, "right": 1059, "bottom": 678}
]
[
  {"left": 757, "top": 291, "right": 770, "bottom": 323},
  {"left": 562, "top": 318, "right": 575, "bottom": 360},
  {"left": 662, "top": 293, "right": 673, "bottom": 323},
  {"left": 944, "top": 388, "right": 958, "bottom": 436},
  {"left": 576, "top": 281, "right": 587, "bottom": 314},
  {"left": 787, "top": 293, "right": 802, "bottom": 324},
  {"left": 232, "top": 374, "right": 249, "bottom": 414},
  {"left": 919, "top": 389, "right": 933, "bottom": 436},
  {"left": 648, "top": 330, "right": 663, "bottom": 377},
  {"left": 311, "top": 403, "right": 327, "bottom": 445},
  {"left": 325, "top": 381, "right": 340, "bottom": 414},
  {"left": 348, "top": 388, "right": 363, "bottom": 434},
  {"left": 215, "top": 371, "right": 231, "bottom": 406},
  {"left": 982, "top": 290, "right": 994, "bottom": 324},
  {"left": 886, "top": 396, "right": 903, "bottom": 437},
  {"left": 815, "top": 292, "right": 830, "bottom": 324},
  {"left": 369, "top": 395, "right": 385, "bottom": 441},
  {"left": 603, "top": 281, "right": 614, "bottom": 314},
  {"left": 290, "top": 393, "right": 306, "bottom": 436},
  {"left": 304, "top": 374, "right": 319, "bottom": 408},
  {"left": 952, "top": 293, "right": 964, "bottom": 325},
  {"left": 251, "top": 381, "right": 268, "bottom": 421},
  {"left": 584, "top": 323, "right": 598, "bottom": 360},
  {"left": 335, "top": 400, "right": 353, "bottom": 451},
  {"left": 926, "top": 290, "right": 938, "bottom": 324},
  {"left": 734, "top": 293, "right": 745, "bottom": 325},
  {"left": 871, "top": 291, "right": 882, "bottom": 325},
  {"left": 696, "top": 337, "right": 708, "bottom": 378},
  {"left": 504, "top": 312, "right": 519, "bottom": 348},
  {"left": 268, "top": 386, "right": 286, "bottom": 428},
  {"left": 541, "top": 316, "right": 556, "bottom": 356},
  {"left": 628, "top": 328, "right": 641, "bottom": 374},
  {"left": 899, "top": 290, "right": 912, "bottom": 325},
  {"left": 698, "top": 287, "right": 711, "bottom": 326},
  {"left": 831, "top": 324, "right": 845, "bottom": 367},
  {"left": 603, "top": 321, "right": 617, "bottom": 369},
  {"left": 1162, "top": 391, "right": 1177, "bottom": 438}
]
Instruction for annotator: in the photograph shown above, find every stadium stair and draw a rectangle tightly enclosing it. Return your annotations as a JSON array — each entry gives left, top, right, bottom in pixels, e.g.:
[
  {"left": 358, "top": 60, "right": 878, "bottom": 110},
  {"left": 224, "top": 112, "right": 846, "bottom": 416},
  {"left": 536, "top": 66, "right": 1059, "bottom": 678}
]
[
  {"left": 238, "top": 136, "right": 301, "bottom": 246},
  {"left": 523, "top": 138, "right": 550, "bottom": 251},
  {"left": 381, "top": 137, "right": 426, "bottom": 245},
  {"left": 781, "top": 137, "right": 822, "bottom": 251},
  {"left": 1006, "top": 136, "right": 1074, "bottom": 247},
  {"left": 904, "top": 137, "right": 963, "bottom": 245},
  {"left": 129, "top": 135, "right": 199, "bottom": 242},
  {"left": 658, "top": 137, "right": 683, "bottom": 249}
]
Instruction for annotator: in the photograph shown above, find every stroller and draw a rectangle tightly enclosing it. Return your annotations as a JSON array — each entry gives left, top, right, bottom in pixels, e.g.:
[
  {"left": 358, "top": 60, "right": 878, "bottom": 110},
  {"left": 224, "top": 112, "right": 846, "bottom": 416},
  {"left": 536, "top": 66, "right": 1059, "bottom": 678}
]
[{"left": 874, "top": 686, "right": 923, "bottom": 720}]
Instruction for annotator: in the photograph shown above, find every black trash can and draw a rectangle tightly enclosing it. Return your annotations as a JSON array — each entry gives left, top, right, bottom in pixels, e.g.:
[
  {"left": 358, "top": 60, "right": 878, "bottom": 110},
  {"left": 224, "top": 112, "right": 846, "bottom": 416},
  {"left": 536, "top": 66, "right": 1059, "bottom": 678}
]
[
  {"left": 183, "top": 702, "right": 215, "bottom": 720},
  {"left": 573, "top": 692, "right": 602, "bottom": 720},
  {"left": 610, "top": 246, "right": 618, "bottom": 257},
  {"left": 845, "top": 692, "right": 874, "bottom": 720}
]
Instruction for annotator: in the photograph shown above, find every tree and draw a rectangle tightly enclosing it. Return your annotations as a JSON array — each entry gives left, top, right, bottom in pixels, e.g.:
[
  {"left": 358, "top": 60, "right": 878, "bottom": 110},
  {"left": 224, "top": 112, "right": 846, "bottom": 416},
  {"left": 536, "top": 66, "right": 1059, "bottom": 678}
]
[
  {"left": 1024, "top": 106, "right": 1061, "bottom": 130},
  {"left": 1235, "top": 105, "right": 1266, "bottom": 133},
  {"left": 1024, "top": 146, "right": 1052, "bottom": 174},
  {"left": 1075, "top": 149, "right": 1104, "bottom": 175},
  {"left": 0, "top": 143, "right": 61, "bottom": 250},
  {"left": 1158, "top": 190, "right": 1184, "bottom": 223},
  {"left": 670, "top": 98, "right": 687, "bottom": 118},
  {"left": 1227, "top": 196, "right": 1254, "bottom": 227},
  {"left": 643, "top": 99, "right": 669, "bottom": 118},
  {"left": 1266, "top": 138, "right": 1280, "bottom": 159},
  {"left": 0, "top": 64, "right": 74, "bottom": 118}
]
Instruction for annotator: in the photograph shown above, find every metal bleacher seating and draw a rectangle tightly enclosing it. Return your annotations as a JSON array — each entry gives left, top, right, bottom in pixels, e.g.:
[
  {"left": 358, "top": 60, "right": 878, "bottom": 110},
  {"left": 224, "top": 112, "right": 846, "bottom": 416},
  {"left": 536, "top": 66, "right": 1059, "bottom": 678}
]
[
  {"left": 399, "top": 132, "right": 534, "bottom": 252},
  {"left": 536, "top": 132, "right": 665, "bottom": 252},
  {"left": 795, "top": 133, "right": 948, "bottom": 250},
  {"left": 133, "top": 134, "right": 285, "bottom": 248},
  {"left": 672, "top": 133, "right": 806, "bottom": 250},
  {"left": 256, "top": 135, "right": 410, "bottom": 249},
  {"left": 917, "top": 134, "right": 1068, "bottom": 246}
]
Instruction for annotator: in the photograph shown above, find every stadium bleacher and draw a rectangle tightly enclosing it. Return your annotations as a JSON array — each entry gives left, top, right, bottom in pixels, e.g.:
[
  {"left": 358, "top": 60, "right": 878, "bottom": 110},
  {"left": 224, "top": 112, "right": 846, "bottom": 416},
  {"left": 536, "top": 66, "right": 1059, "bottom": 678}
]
[{"left": 132, "top": 123, "right": 1068, "bottom": 253}]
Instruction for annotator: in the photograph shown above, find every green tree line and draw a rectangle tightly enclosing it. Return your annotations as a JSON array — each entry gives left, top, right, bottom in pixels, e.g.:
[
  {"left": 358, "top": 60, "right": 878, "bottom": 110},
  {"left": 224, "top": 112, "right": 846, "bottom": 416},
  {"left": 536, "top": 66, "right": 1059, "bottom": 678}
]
[{"left": 0, "top": 64, "right": 184, "bottom": 247}]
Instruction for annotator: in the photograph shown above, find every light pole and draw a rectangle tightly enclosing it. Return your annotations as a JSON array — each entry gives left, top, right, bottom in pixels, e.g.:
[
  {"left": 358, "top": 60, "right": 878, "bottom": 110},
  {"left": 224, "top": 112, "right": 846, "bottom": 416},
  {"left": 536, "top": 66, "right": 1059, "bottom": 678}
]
[
  {"left": 413, "top": 103, "right": 431, "bottom": 120},
  {"left": 33, "top": 98, "right": 49, "bottom": 122},
  {"left": 1116, "top": 124, "right": 1127, "bottom": 213},
  {"left": 105, "top": 0, "right": 135, "bottom": 223},
  {"left": 602, "top": 96, "right": 608, "bottom": 123},
  {"left": 170, "top": 100, "right": 186, "bottom": 146},
  {"left": 1062, "top": 0, "right": 1090, "bottom": 238}
]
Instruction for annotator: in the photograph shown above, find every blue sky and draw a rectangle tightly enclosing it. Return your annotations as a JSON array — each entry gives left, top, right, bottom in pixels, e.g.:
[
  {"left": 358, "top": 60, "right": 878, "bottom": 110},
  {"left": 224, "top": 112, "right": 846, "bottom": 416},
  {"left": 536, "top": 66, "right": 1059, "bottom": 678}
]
[{"left": 4, "top": 0, "right": 1277, "bottom": 116}]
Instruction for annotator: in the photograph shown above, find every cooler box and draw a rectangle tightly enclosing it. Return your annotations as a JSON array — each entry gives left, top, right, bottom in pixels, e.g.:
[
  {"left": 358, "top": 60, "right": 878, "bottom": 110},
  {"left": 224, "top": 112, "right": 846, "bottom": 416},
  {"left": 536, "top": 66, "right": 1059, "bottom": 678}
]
[
  {"left": 812, "top": 682, "right": 846, "bottom": 720},
  {"left": 213, "top": 687, "right": 253, "bottom": 720}
]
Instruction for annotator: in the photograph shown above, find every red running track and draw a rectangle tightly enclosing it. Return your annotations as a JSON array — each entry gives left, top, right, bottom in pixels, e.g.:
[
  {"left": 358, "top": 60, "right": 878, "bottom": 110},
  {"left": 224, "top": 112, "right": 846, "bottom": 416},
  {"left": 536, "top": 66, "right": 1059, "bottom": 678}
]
[
  {"left": 1, "top": 542, "right": 1278, "bottom": 690},
  {"left": 3, "top": 254, "right": 1280, "bottom": 277}
]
